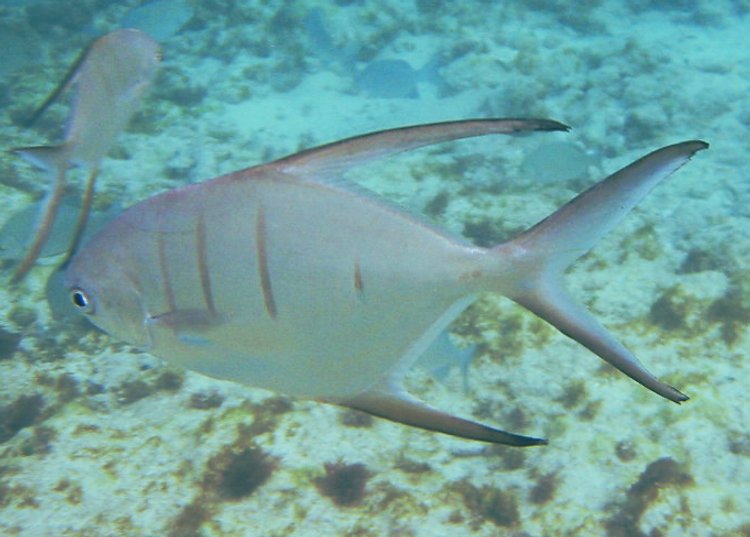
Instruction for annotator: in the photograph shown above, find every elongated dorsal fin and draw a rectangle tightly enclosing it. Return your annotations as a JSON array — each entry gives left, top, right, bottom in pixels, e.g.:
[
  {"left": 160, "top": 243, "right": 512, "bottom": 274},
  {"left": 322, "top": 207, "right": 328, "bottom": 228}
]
[
  {"left": 24, "top": 40, "right": 92, "bottom": 128},
  {"left": 272, "top": 118, "right": 569, "bottom": 180}
]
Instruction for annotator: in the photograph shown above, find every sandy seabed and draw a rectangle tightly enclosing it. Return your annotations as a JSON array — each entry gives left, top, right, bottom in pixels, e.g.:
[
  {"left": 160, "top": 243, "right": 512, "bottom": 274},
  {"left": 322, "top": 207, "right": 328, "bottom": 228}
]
[{"left": 1, "top": 1, "right": 748, "bottom": 536}]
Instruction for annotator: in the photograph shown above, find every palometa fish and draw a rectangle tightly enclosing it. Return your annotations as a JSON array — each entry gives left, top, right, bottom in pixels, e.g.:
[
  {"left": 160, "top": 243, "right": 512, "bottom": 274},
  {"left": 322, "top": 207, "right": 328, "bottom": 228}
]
[
  {"left": 11, "top": 28, "right": 161, "bottom": 282},
  {"left": 64, "top": 119, "right": 708, "bottom": 446}
]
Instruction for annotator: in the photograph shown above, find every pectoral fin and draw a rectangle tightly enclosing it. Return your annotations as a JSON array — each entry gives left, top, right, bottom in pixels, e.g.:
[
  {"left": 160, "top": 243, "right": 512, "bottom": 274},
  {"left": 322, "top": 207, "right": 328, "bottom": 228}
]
[
  {"left": 148, "top": 309, "right": 226, "bottom": 349},
  {"left": 335, "top": 384, "right": 547, "bottom": 447},
  {"left": 149, "top": 308, "right": 223, "bottom": 332}
]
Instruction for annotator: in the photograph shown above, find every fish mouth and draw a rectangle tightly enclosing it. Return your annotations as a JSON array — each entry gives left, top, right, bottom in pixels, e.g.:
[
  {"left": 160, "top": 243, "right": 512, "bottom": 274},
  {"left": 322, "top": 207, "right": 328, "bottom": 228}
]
[
  {"left": 139, "top": 312, "right": 156, "bottom": 351},
  {"left": 140, "top": 327, "right": 154, "bottom": 351}
]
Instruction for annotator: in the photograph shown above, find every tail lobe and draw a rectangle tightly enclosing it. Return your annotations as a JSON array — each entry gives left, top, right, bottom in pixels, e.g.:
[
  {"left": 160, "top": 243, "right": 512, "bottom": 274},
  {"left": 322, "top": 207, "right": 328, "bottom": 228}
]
[{"left": 497, "top": 141, "right": 708, "bottom": 402}]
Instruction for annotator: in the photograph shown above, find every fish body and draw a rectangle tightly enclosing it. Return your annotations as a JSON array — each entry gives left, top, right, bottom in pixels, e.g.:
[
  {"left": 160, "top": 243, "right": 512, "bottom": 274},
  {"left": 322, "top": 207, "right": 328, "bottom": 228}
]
[
  {"left": 520, "top": 140, "right": 598, "bottom": 183},
  {"left": 10, "top": 29, "right": 160, "bottom": 281},
  {"left": 121, "top": 0, "right": 194, "bottom": 42},
  {"left": 354, "top": 59, "right": 421, "bottom": 98},
  {"left": 62, "top": 30, "right": 161, "bottom": 168},
  {"left": 304, "top": 8, "right": 441, "bottom": 99},
  {"left": 65, "top": 119, "right": 707, "bottom": 446},
  {"left": 418, "top": 331, "right": 476, "bottom": 393}
]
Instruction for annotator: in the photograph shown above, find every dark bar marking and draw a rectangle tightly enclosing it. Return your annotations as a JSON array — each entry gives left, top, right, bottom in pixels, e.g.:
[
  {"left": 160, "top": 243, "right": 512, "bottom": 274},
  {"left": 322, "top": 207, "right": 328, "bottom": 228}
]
[
  {"left": 196, "top": 213, "right": 216, "bottom": 317},
  {"left": 353, "top": 259, "right": 364, "bottom": 294},
  {"left": 255, "top": 207, "right": 277, "bottom": 318},
  {"left": 157, "top": 232, "right": 176, "bottom": 315}
]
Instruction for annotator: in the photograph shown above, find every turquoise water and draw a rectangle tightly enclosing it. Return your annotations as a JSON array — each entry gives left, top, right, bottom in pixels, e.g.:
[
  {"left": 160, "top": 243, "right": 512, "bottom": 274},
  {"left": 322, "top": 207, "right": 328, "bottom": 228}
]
[{"left": 1, "top": 1, "right": 748, "bottom": 536}]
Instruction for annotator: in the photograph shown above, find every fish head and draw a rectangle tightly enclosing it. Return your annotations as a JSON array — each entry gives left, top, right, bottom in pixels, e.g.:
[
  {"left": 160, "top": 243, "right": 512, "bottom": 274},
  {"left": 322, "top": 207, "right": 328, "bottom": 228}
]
[
  {"left": 63, "top": 232, "right": 151, "bottom": 349},
  {"left": 119, "top": 28, "right": 163, "bottom": 84},
  {"left": 96, "top": 29, "right": 163, "bottom": 104}
]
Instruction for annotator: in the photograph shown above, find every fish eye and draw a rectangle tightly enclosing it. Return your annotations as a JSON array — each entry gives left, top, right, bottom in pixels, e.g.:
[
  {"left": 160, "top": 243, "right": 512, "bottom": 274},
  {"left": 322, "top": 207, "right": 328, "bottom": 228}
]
[{"left": 70, "top": 288, "right": 94, "bottom": 314}]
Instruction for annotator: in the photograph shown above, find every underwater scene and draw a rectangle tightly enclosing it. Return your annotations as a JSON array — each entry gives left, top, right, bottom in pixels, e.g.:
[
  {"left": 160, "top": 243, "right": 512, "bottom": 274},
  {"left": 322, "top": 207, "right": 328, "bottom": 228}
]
[{"left": 0, "top": 0, "right": 748, "bottom": 535}]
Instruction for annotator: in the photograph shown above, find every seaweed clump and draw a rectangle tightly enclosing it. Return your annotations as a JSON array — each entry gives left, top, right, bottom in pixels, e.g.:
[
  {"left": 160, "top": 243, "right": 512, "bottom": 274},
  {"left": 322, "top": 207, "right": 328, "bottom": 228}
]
[
  {"left": 529, "top": 472, "right": 559, "bottom": 504},
  {"left": 314, "top": 461, "right": 371, "bottom": 507},
  {"left": 167, "top": 442, "right": 276, "bottom": 536},
  {"left": 338, "top": 409, "right": 374, "bottom": 428},
  {"left": 0, "top": 394, "right": 45, "bottom": 443},
  {"left": 167, "top": 500, "right": 211, "bottom": 537},
  {"left": 0, "top": 326, "right": 21, "bottom": 360},
  {"left": 115, "top": 369, "right": 185, "bottom": 405},
  {"left": 706, "top": 283, "right": 750, "bottom": 345},
  {"left": 207, "top": 446, "right": 277, "bottom": 501},
  {"left": 677, "top": 248, "right": 721, "bottom": 273},
  {"left": 188, "top": 391, "right": 225, "bottom": 410},
  {"left": 604, "top": 457, "right": 693, "bottom": 537},
  {"left": 453, "top": 480, "right": 520, "bottom": 528},
  {"left": 649, "top": 287, "right": 689, "bottom": 331}
]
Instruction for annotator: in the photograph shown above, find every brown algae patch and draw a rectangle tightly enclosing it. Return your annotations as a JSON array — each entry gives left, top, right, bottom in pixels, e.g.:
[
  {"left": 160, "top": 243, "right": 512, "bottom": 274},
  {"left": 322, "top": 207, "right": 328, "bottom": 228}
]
[
  {"left": 645, "top": 269, "right": 748, "bottom": 347},
  {"left": 0, "top": 327, "right": 21, "bottom": 361},
  {"left": 314, "top": 461, "right": 372, "bottom": 507},
  {"left": 604, "top": 457, "right": 693, "bottom": 537},
  {"left": 529, "top": 471, "right": 559, "bottom": 505},
  {"left": 204, "top": 446, "right": 277, "bottom": 501},
  {"left": 0, "top": 394, "right": 46, "bottom": 444},
  {"left": 453, "top": 296, "right": 554, "bottom": 360},
  {"left": 163, "top": 442, "right": 277, "bottom": 536},
  {"left": 449, "top": 480, "right": 520, "bottom": 529}
]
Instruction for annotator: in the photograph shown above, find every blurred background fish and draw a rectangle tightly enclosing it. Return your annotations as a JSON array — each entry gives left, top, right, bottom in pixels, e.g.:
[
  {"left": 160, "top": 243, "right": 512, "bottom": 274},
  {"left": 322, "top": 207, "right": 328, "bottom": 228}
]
[
  {"left": 519, "top": 140, "right": 601, "bottom": 185},
  {"left": 9, "top": 28, "right": 161, "bottom": 282},
  {"left": 121, "top": 0, "right": 194, "bottom": 41},
  {"left": 305, "top": 7, "right": 444, "bottom": 99},
  {"left": 416, "top": 331, "right": 477, "bottom": 394},
  {"left": 0, "top": 197, "right": 118, "bottom": 262}
]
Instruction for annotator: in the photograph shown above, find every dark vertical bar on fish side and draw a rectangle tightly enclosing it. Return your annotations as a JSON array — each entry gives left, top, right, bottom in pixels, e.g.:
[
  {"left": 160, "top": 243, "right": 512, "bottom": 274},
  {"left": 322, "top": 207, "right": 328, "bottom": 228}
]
[
  {"left": 195, "top": 213, "right": 216, "bottom": 317},
  {"left": 157, "top": 232, "right": 176, "bottom": 315},
  {"left": 255, "top": 207, "right": 277, "bottom": 319},
  {"left": 353, "top": 259, "right": 364, "bottom": 295}
]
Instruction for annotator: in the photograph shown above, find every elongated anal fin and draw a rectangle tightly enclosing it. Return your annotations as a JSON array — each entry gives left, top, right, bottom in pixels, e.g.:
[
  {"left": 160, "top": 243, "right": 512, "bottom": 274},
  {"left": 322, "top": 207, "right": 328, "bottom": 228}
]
[
  {"left": 335, "top": 386, "right": 547, "bottom": 447},
  {"left": 10, "top": 166, "right": 67, "bottom": 283},
  {"left": 500, "top": 141, "right": 708, "bottom": 403},
  {"left": 273, "top": 118, "right": 569, "bottom": 180},
  {"left": 62, "top": 168, "right": 99, "bottom": 264}
]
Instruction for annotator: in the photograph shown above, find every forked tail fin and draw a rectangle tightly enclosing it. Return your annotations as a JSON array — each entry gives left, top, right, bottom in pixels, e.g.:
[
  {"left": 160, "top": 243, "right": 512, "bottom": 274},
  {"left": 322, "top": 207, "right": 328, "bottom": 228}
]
[{"left": 496, "top": 140, "right": 708, "bottom": 402}]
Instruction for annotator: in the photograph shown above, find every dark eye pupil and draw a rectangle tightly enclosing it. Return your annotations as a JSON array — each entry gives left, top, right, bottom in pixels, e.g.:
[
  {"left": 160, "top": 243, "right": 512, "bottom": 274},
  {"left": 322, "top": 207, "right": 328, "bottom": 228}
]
[{"left": 72, "top": 291, "right": 88, "bottom": 308}]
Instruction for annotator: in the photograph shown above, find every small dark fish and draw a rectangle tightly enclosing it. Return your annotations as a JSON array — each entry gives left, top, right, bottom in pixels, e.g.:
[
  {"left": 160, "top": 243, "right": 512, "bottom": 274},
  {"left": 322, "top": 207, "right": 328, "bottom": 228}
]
[
  {"left": 520, "top": 141, "right": 599, "bottom": 183},
  {"left": 121, "top": 0, "right": 194, "bottom": 41},
  {"left": 10, "top": 29, "right": 160, "bottom": 282},
  {"left": 355, "top": 59, "right": 422, "bottom": 99},
  {"left": 305, "top": 8, "right": 443, "bottom": 99},
  {"left": 65, "top": 118, "right": 706, "bottom": 446}
]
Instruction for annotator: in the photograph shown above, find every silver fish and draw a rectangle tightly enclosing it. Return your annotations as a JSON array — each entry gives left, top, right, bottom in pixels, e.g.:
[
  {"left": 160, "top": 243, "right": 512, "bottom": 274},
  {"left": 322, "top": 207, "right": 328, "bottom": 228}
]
[
  {"left": 64, "top": 119, "right": 708, "bottom": 446},
  {"left": 10, "top": 28, "right": 161, "bottom": 282}
]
